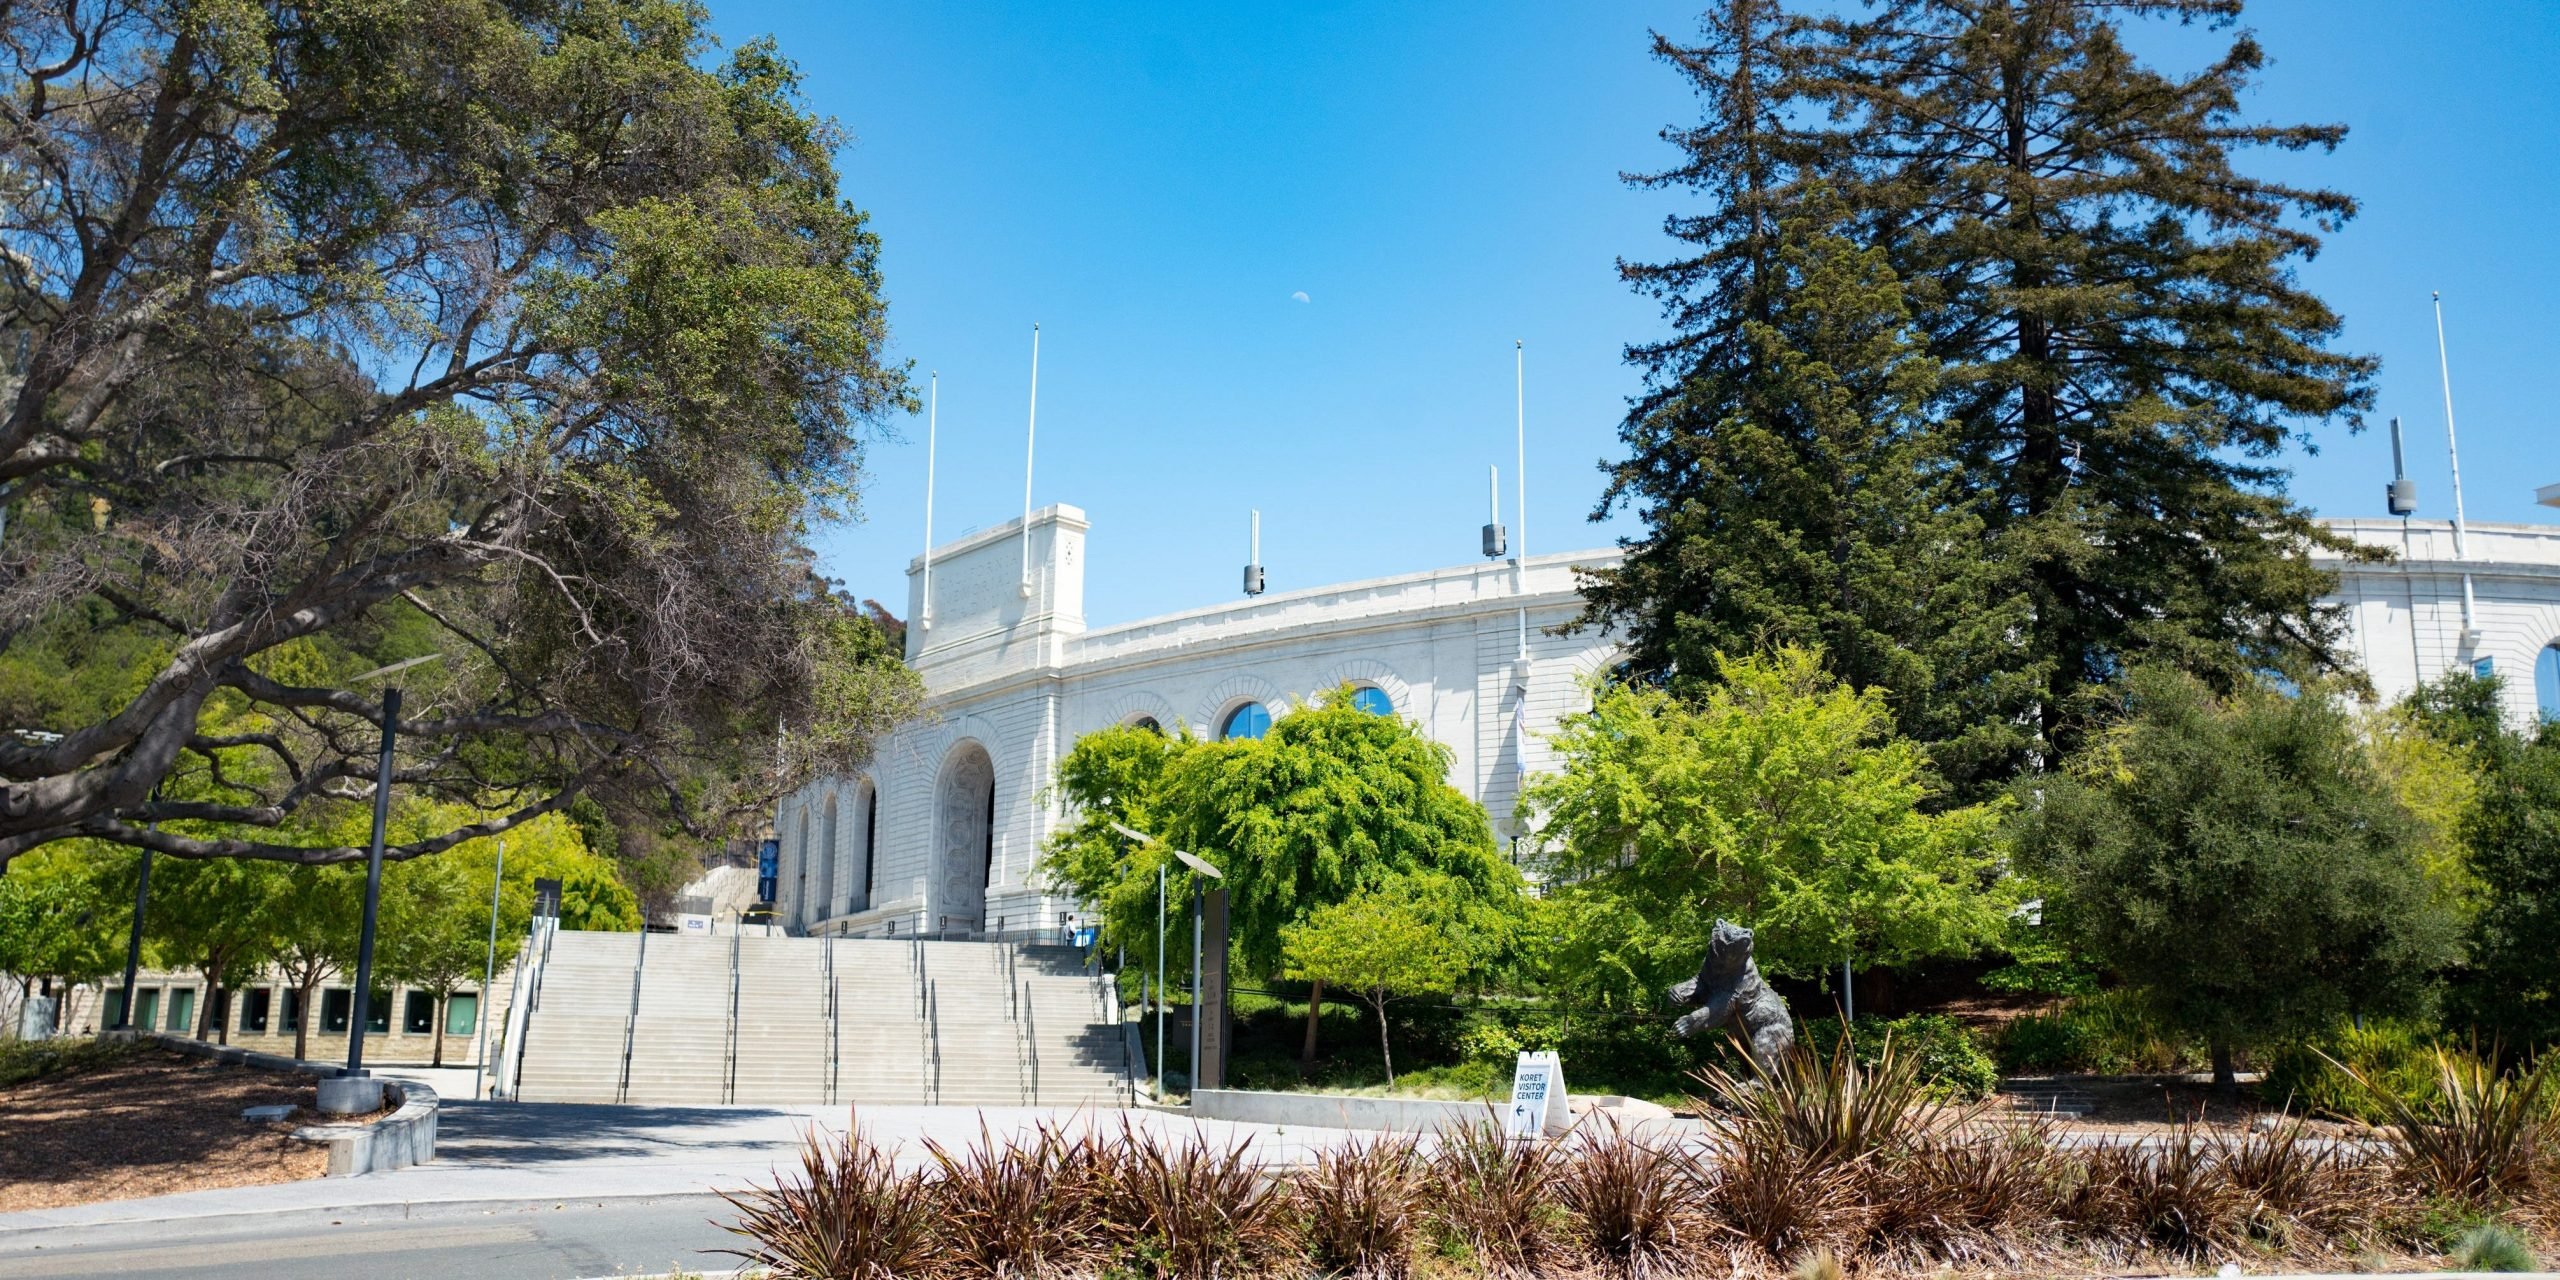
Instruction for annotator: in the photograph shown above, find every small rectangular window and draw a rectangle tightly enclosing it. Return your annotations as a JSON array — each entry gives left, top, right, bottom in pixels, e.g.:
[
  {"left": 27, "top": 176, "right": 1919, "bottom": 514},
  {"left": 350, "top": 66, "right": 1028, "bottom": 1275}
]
[
  {"left": 135, "top": 988, "right": 159, "bottom": 1031},
  {"left": 2474, "top": 656, "right": 2497, "bottom": 679},
  {"left": 280, "top": 987, "right": 304, "bottom": 1031},
  {"left": 366, "top": 991, "right": 390, "bottom": 1034},
  {"left": 102, "top": 990, "right": 126, "bottom": 1029},
  {"left": 445, "top": 993, "right": 479, "bottom": 1038},
  {"left": 166, "top": 987, "right": 195, "bottom": 1033},
  {"left": 403, "top": 991, "right": 435, "bottom": 1034},
  {"left": 321, "top": 988, "right": 351, "bottom": 1032},
  {"left": 239, "top": 988, "right": 271, "bottom": 1033}
]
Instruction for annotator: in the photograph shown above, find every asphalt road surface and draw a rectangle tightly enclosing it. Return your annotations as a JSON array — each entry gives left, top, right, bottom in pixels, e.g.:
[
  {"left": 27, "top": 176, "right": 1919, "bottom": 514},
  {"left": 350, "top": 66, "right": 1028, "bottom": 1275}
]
[{"left": 0, "top": 1196, "right": 738, "bottom": 1280}]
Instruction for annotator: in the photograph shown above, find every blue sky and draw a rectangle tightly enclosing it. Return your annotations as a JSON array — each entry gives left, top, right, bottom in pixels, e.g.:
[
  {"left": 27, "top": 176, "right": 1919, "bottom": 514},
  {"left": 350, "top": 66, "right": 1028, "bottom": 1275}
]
[{"left": 707, "top": 1, "right": 2560, "bottom": 628}]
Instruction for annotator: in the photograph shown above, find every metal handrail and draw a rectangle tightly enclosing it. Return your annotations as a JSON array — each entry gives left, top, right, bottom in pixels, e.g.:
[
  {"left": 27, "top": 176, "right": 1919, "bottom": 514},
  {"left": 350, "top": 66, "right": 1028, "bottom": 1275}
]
[
  {"left": 913, "top": 939, "right": 927, "bottom": 1020},
  {"left": 1003, "top": 945, "right": 1020, "bottom": 1022},
  {"left": 926, "top": 981, "right": 942, "bottom": 1105},
  {"left": 822, "top": 935, "right": 840, "bottom": 1105},
  {"left": 494, "top": 917, "right": 548, "bottom": 1099},
  {"left": 723, "top": 925, "right": 742, "bottom": 1104},
  {"left": 617, "top": 927, "right": 648, "bottom": 1104},
  {"left": 1021, "top": 979, "right": 1040, "bottom": 1106}
]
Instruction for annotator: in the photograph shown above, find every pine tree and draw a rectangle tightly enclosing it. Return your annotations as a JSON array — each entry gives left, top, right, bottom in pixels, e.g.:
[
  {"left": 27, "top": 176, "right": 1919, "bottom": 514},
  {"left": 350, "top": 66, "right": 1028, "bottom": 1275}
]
[
  {"left": 1597, "top": 0, "right": 2380, "bottom": 774},
  {"left": 1588, "top": 202, "right": 2036, "bottom": 788}
]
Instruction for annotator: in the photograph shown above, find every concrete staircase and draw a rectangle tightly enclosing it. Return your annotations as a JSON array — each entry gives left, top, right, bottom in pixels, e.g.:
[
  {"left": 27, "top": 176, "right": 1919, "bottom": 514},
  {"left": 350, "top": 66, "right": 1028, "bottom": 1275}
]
[{"left": 505, "top": 930, "right": 1132, "bottom": 1108}]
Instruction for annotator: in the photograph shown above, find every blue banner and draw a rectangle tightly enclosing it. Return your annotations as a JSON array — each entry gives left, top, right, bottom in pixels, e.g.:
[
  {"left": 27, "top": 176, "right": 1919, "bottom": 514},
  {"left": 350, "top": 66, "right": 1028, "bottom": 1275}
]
[{"left": 757, "top": 838, "right": 780, "bottom": 904}]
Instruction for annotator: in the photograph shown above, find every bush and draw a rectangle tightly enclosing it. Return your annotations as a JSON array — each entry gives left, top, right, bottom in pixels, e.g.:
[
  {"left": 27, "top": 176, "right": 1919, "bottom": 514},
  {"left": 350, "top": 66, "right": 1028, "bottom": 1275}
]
[
  {"left": 1993, "top": 989, "right": 2201, "bottom": 1075},
  {"left": 0, "top": 1035, "right": 136, "bottom": 1088},
  {"left": 2264, "top": 1020, "right": 2443, "bottom": 1123},
  {"left": 1799, "top": 1014, "right": 2000, "bottom": 1102},
  {"left": 2451, "top": 1221, "right": 2540, "bottom": 1272}
]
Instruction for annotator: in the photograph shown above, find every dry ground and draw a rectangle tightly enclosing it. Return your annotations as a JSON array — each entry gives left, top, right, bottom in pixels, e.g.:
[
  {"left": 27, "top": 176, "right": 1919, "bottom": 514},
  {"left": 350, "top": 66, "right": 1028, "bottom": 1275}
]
[{"left": 0, "top": 1045, "right": 332, "bottom": 1212}]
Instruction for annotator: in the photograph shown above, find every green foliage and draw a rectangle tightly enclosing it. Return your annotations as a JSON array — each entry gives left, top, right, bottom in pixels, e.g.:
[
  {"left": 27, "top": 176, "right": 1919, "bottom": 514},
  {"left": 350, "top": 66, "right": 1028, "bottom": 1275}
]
[
  {"left": 1798, "top": 1015, "right": 2000, "bottom": 1103},
  {"left": 2264, "top": 1021, "right": 2445, "bottom": 1125},
  {"left": 1599, "top": 0, "right": 2377, "bottom": 784},
  {"left": 2011, "top": 668, "right": 2464, "bottom": 1083},
  {"left": 2450, "top": 1221, "right": 2540, "bottom": 1272},
  {"left": 0, "top": 1037, "right": 138, "bottom": 1088},
  {"left": 2410, "top": 674, "right": 2560, "bottom": 1050},
  {"left": 1526, "top": 648, "right": 2014, "bottom": 1002},
  {"left": 0, "top": 845, "right": 131, "bottom": 989},
  {"left": 1041, "top": 688, "right": 1523, "bottom": 986},
  {"left": 2, "top": 0, "right": 921, "bottom": 869},
  {"left": 1992, "top": 990, "right": 2202, "bottom": 1076},
  {"left": 1284, "top": 877, "right": 1483, "bottom": 1084}
]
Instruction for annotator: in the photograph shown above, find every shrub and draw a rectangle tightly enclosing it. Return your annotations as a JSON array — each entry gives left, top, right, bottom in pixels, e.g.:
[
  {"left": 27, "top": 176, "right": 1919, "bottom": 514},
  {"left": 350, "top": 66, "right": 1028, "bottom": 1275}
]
[
  {"left": 2337, "top": 1045, "right": 2555, "bottom": 1208},
  {"left": 920, "top": 1120, "right": 1112, "bottom": 1275},
  {"left": 716, "top": 1123, "right": 939, "bottom": 1280},
  {"left": 1426, "top": 1118, "right": 1571, "bottom": 1273},
  {"left": 1554, "top": 1118, "right": 1701, "bottom": 1276},
  {"left": 1104, "top": 1122, "right": 1300, "bottom": 1278},
  {"left": 0, "top": 1035, "right": 137, "bottom": 1087},
  {"left": 1864, "top": 1125, "right": 2063, "bottom": 1259},
  {"left": 2264, "top": 1020, "right": 2443, "bottom": 1123},
  {"left": 1693, "top": 1028, "right": 1950, "bottom": 1171},
  {"left": 1297, "top": 1137, "right": 1427, "bottom": 1279},
  {"left": 1799, "top": 1014, "right": 2000, "bottom": 1102},
  {"left": 1993, "top": 989, "right": 2200, "bottom": 1075},
  {"left": 1458, "top": 1019, "right": 1523, "bottom": 1067},
  {"left": 2451, "top": 1221, "right": 2540, "bottom": 1272}
]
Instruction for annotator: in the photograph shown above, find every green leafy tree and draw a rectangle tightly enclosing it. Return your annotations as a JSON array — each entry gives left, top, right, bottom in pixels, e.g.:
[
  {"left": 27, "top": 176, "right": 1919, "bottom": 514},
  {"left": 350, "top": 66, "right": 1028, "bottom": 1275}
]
[
  {"left": 2011, "top": 668, "right": 2464, "bottom": 1090},
  {"left": 144, "top": 857, "right": 286, "bottom": 1042},
  {"left": 268, "top": 864, "right": 363, "bottom": 1060},
  {"left": 1281, "top": 876, "right": 1477, "bottom": 1086},
  {"left": 0, "top": 845, "right": 129, "bottom": 1030},
  {"left": 1041, "top": 689, "right": 1522, "bottom": 1067},
  {"left": 2399, "top": 672, "right": 2560, "bottom": 1047},
  {"left": 1525, "top": 647, "right": 2014, "bottom": 1004},
  {"left": 382, "top": 856, "right": 496, "bottom": 1066},
  {"left": 0, "top": 0, "right": 921, "bottom": 871},
  {"left": 1596, "top": 0, "right": 2379, "bottom": 776}
]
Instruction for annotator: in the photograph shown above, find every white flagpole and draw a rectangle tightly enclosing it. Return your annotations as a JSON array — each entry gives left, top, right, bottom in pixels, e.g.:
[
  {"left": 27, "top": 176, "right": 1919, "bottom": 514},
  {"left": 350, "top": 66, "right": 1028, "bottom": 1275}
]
[
  {"left": 921, "top": 372, "right": 938, "bottom": 633},
  {"left": 1020, "top": 324, "right": 1040, "bottom": 598},
  {"left": 1515, "top": 339, "right": 1528, "bottom": 663},
  {"left": 2430, "top": 293, "right": 2477, "bottom": 645}
]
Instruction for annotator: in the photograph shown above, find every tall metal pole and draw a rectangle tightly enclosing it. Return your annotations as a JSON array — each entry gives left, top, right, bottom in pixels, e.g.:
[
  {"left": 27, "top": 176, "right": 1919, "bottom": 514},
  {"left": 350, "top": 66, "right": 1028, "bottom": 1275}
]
[
  {"left": 1155, "top": 862, "right": 1166, "bottom": 1097},
  {"left": 1020, "top": 324, "right": 1040, "bottom": 597},
  {"left": 1514, "top": 340, "right": 1528, "bottom": 662},
  {"left": 1190, "top": 879, "right": 1203, "bottom": 1091},
  {"left": 921, "top": 371, "right": 938, "bottom": 634},
  {"left": 113, "top": 827, "right": 155, "bottom": 1031},
  {"left": 473, "top": 838, "right": 504, "bottom": 1100},
  {"left": 344, "top": 687, "right": 401, "bottom": 1077},
  {"left": 2432, "top": 291, "right": 2478, "bottom": 643}
]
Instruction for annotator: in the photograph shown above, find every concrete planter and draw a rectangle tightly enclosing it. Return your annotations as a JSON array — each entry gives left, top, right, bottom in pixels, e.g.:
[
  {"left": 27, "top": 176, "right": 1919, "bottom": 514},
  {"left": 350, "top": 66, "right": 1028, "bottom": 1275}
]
[{"left": 105, "top": 1030, "right": 440, "bottom": 1176}]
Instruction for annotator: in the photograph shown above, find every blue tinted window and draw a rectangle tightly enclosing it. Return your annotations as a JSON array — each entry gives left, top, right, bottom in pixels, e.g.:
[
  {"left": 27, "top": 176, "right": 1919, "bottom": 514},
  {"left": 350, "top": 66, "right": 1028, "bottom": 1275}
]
[
  {"left": 2538, "top": 644, "right": 2560, "bottom": 722},
  {"left": 1220, "top": 702, "right": 1271, "bottom": 740},
  {"left": 1351, "top": 686, "right": 1394, "bottom": 716}
]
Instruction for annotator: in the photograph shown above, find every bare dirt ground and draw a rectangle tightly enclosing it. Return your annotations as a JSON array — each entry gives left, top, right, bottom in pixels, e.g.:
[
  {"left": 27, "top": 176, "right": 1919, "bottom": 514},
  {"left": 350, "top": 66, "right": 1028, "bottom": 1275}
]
[{"left": 0, "top": 1046, "right": 331, "bottom": 1213}]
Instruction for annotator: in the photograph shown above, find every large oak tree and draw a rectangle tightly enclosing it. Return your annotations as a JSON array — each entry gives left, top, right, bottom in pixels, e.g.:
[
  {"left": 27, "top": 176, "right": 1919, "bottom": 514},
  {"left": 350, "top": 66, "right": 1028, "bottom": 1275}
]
[{"left": 0, "top": 0, "right": 921, "bottom": 868}]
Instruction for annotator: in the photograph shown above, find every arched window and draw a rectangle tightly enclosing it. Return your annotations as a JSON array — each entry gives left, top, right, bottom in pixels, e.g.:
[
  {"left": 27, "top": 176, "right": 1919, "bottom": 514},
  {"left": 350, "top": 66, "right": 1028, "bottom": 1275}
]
[
  {"left": 2537, "top": 643, "right": 2560, "bottom": 722},
  {"left": 1220, "top": 702, "right": 1271, "bottom": 741},
  {"left": 1128, "top": 715, "right": 1162, "bottom": 734},
  {"left": 1350, "top": 686, "right": 1394, "bottom": 717}
]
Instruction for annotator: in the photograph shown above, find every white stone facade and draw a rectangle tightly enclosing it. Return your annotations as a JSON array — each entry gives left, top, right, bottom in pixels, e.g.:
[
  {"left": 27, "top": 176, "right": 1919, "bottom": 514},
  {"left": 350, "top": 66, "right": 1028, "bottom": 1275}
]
[
  {"left": 773, "top": 503, "right": 2560, "bottom": 941},
  {"left": 774, "top": 504, "right": 1623, "bottom": 939}
]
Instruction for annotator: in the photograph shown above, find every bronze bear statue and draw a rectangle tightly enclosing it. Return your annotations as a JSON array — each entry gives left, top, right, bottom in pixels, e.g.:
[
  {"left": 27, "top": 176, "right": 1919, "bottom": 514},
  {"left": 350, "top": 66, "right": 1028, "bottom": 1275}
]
[{"left": 1667, "top": 919, "right": 1796, "bottom": 1073}]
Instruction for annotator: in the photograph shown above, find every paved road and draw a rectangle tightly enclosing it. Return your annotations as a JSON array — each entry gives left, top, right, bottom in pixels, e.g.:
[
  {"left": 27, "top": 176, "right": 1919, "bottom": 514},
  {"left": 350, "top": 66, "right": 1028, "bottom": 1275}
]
[{"left": 0, "top": 1196, "right": 736, "bottom": 1280}]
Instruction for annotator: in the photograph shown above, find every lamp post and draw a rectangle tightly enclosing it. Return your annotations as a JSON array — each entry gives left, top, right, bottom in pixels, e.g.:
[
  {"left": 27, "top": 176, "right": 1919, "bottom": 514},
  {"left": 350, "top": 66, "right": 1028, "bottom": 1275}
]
[
  {"left": 329, "top": 653, "right": 441, "bottom": 1111},
  {"left": 1109, "top": 821, "right": 1171, "bottom": 1097},
  {"left": 472, "top": 838, "right": 504, "bottom": 1100},
  {"left": 1172, "top": 849, "right": 1224, "bottom": 1094},
  {"left": 112, "top": 791, "right": 158, "bottom": 1032}
]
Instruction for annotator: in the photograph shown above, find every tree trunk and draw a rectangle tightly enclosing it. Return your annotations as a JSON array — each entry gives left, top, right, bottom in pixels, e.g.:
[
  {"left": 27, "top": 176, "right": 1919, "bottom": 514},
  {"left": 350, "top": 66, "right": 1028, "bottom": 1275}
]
[
  {"left": 295, "top": 978, "right": 316, "bottom": 1060},
  {"left": 432, "top": 996, "right": 448, "bottom": 1067},
  {"left": 2210, "top": 1038, "right": 2237, "bottom": 1100},
  {"left": 197, "top": 961, "right": 223, "bottom": 1042},
  {"left": 1300, "top": 979, "right": 1324, "bottom": 1075},
  {"left": 1373, "top": 993, "right": 1395, "bottom": 1087}
]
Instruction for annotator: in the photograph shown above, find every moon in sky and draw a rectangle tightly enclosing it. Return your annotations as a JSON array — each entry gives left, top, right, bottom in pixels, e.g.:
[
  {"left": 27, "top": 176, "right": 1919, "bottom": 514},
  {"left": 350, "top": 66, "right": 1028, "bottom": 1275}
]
[{"left": 1290, "top": 290, "right": 1310, "bottom": 303}]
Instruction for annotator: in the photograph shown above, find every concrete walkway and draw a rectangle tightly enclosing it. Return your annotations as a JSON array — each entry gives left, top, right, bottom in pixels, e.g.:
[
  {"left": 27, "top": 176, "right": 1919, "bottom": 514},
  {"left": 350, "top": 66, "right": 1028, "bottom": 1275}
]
[{"left": 0, "top": 1101, "right": 1376, "bottom": 1247}]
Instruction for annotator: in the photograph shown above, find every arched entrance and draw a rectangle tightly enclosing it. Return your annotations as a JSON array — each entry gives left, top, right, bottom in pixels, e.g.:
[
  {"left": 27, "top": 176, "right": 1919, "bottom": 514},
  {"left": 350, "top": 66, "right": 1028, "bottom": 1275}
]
[{"left": 933, "top": 742, "right": 996, "bottom": 938}]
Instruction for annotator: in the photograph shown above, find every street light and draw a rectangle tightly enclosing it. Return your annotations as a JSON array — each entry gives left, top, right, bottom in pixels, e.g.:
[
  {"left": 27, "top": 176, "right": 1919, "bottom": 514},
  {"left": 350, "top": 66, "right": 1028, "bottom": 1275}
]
[
  {"left": 330, "top": 652, "right": 442, "bottom": 1112},
  {"left": 1169, "top": 849, "right": 1225, "bottom": 1092},
  {"left": 1109, "top": 821, "right": 1172, "bottom": 1098}
]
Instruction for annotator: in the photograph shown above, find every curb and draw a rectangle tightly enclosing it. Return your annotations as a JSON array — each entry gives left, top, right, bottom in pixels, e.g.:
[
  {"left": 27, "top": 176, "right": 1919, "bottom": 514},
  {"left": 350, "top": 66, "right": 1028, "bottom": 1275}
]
[
  {"left": 108, "top": 1030, "right": 442, "bottom": 1176},
  {"left": 0, "top": 1192, "right": 734, "bottom": 1254}
]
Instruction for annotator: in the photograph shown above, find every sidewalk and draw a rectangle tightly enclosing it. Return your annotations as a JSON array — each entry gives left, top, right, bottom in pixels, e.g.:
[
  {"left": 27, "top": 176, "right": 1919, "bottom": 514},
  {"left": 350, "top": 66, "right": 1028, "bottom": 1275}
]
[{"left": 0, "top": 1100, "right": 1372, "bottom": 1248}]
